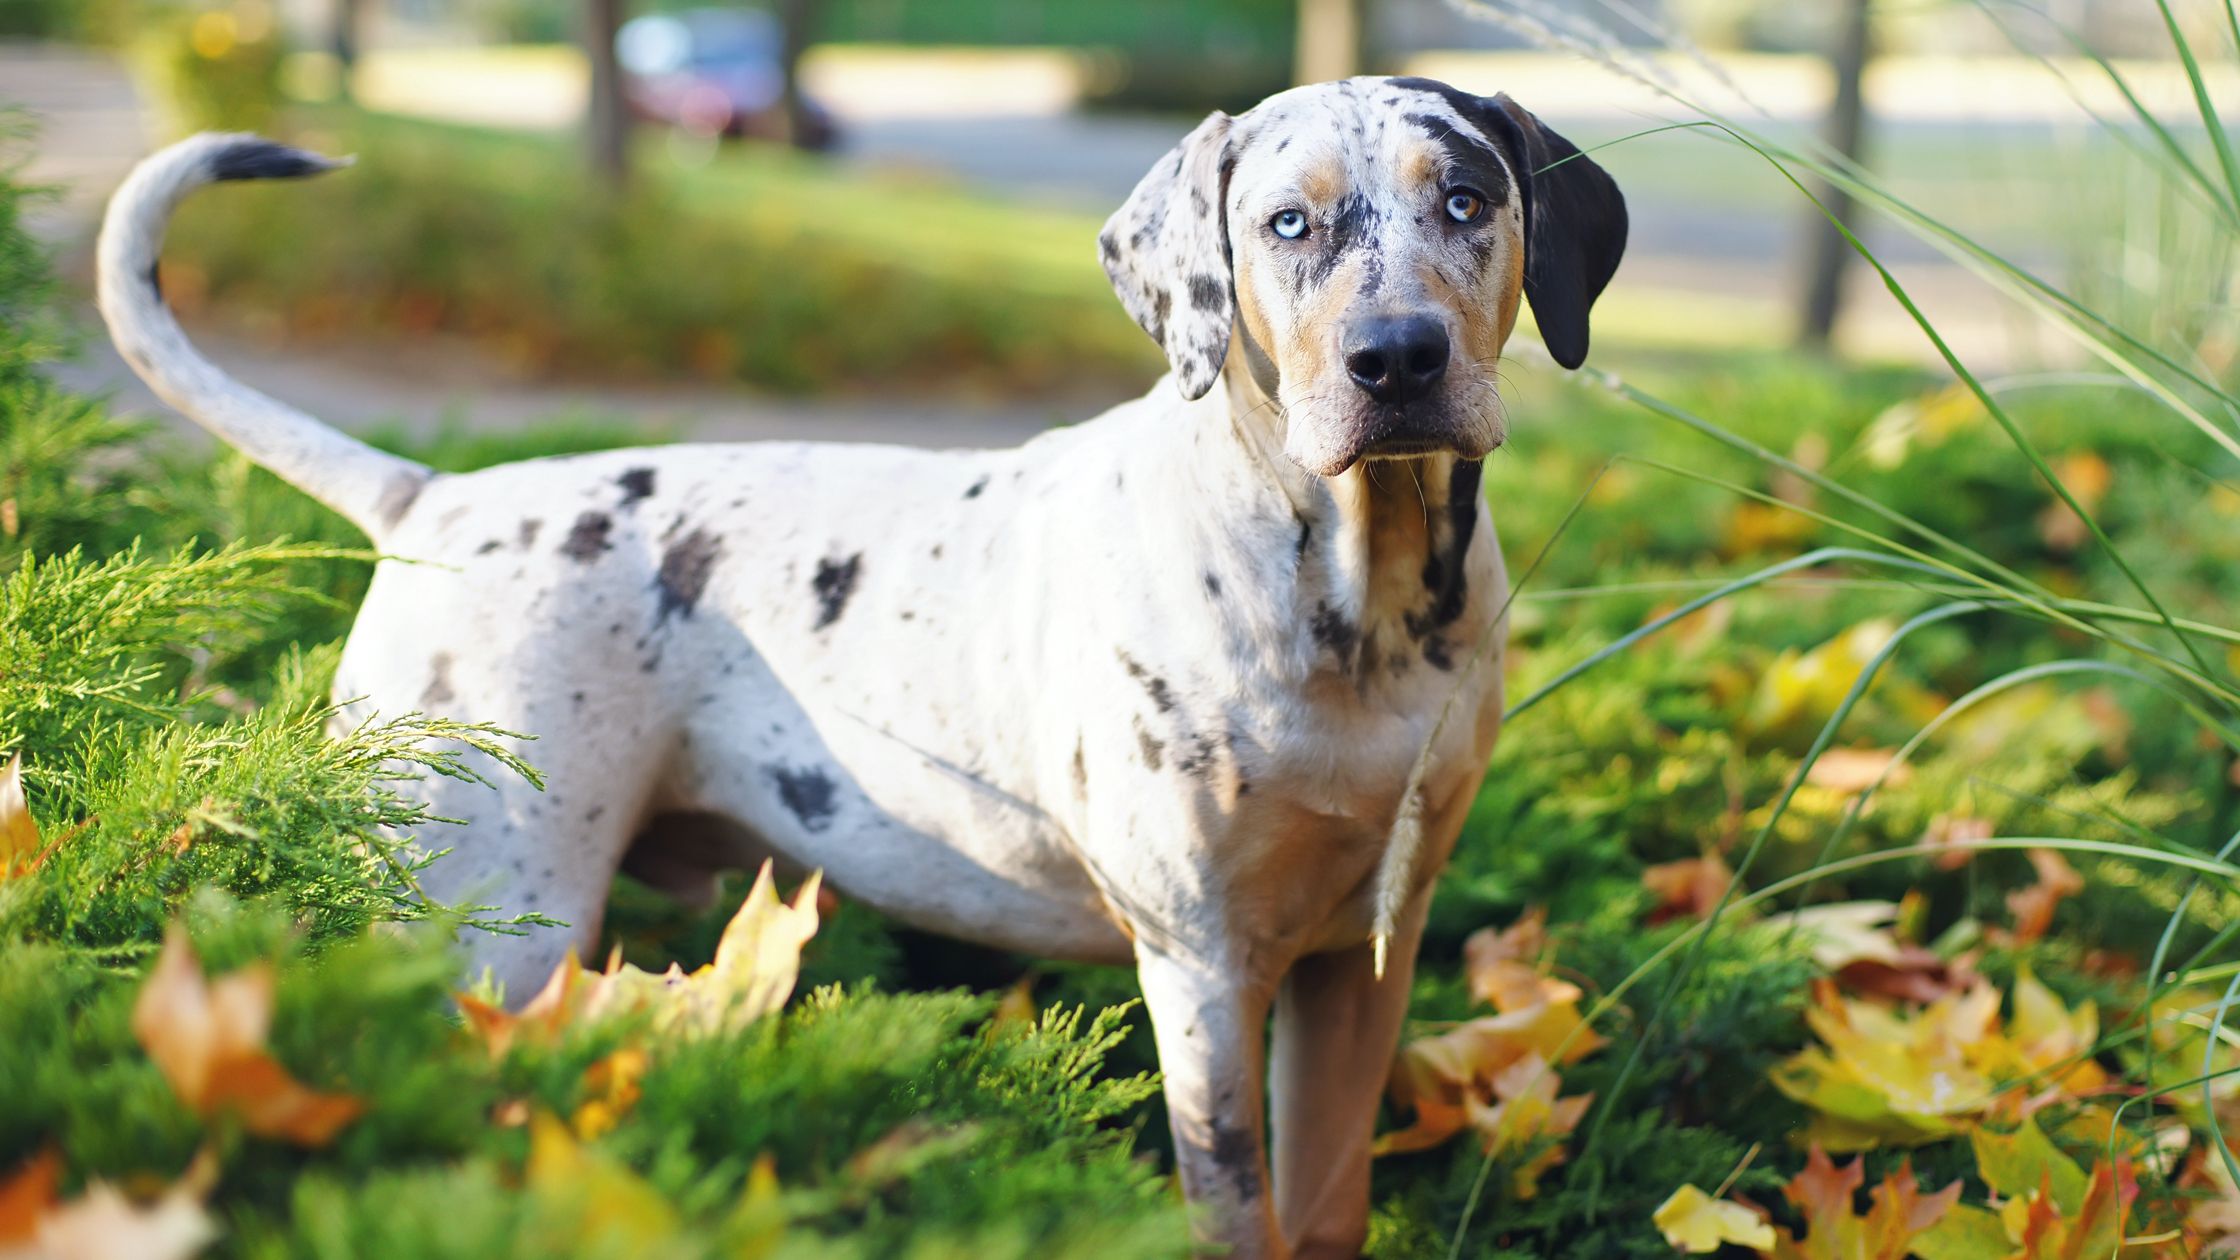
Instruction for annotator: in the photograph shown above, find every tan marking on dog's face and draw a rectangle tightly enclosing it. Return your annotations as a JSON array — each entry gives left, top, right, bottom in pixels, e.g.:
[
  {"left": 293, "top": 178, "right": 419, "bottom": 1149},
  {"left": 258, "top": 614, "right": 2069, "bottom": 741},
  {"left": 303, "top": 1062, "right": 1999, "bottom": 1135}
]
[{"left": 1221, "top": 78, "right": 1526, "bottom": 476}]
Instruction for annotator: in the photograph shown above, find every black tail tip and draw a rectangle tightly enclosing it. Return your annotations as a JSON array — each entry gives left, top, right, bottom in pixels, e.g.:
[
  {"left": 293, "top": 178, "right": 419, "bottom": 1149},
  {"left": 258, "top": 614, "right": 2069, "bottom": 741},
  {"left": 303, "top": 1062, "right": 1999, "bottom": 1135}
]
[{"left": 209, "top": 138, "right": 351, "bottom": 183}]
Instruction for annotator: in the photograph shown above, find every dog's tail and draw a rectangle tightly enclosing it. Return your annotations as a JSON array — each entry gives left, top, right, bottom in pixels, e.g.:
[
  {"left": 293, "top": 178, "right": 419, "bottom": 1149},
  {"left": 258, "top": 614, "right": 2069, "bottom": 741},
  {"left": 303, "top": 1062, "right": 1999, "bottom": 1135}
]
[{"left": 98, "top": 134, "right": 433, "bottom": 544}]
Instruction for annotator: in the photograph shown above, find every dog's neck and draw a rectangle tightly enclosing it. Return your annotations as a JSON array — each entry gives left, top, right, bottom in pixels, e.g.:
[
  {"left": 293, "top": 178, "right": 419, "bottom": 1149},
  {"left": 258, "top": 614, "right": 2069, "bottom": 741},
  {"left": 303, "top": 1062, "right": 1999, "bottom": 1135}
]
[{"left": 1214, "top": 362, "right": 1487, "bottom": 683}]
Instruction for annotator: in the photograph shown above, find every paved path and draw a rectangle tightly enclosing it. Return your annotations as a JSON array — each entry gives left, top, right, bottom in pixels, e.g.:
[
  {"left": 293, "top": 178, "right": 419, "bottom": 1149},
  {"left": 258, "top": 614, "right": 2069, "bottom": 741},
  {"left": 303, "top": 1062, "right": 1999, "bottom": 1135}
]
[{"left": 45, "top": 321, "right": 1105, "bottom": 452}]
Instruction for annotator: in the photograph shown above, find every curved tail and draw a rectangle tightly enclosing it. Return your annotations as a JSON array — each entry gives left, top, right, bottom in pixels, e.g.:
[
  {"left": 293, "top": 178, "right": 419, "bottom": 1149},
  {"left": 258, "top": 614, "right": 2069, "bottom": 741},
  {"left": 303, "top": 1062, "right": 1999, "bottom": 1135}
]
[{"left": 97, "top": 133, "right": 433, "bottom": 543}]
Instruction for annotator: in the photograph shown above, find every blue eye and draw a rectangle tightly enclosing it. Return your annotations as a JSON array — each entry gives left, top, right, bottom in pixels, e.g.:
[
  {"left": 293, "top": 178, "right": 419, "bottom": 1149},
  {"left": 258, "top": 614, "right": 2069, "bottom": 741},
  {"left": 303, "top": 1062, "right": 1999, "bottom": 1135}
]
[
  {"left": 1445, "top": 189, "right": 1485, "bottom": 223},
  {"left": 1271, "top": 209, "right": 1308, "bottom": 239}
]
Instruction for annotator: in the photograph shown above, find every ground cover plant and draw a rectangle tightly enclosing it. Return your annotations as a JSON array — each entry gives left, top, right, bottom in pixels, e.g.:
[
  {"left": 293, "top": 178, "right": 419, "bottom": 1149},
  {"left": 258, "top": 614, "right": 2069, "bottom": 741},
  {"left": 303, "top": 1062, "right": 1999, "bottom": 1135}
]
[{"left": 8, "top": 3, "right": 2240, "bottom": 1253}]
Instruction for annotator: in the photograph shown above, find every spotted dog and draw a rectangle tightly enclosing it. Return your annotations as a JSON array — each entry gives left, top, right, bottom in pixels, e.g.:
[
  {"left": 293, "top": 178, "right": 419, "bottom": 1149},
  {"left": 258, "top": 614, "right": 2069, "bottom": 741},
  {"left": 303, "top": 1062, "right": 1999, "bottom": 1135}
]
[{"left": 99, "top": 77, "right": 1623, "bottom": 1259}]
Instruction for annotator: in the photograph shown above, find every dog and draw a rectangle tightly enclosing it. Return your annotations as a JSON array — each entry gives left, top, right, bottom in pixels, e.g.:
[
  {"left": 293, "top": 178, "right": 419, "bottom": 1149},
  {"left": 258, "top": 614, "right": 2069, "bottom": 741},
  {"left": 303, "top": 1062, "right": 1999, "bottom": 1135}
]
[{"left": 98, "top": 76, "right": 1623, "bottom": 1259}]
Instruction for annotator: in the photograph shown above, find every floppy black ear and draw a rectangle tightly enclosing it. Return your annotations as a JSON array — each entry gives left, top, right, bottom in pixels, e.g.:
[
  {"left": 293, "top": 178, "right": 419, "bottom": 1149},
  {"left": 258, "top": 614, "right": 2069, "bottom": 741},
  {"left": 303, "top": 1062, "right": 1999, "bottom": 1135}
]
[
  {"left": 1098, "top": 111, "right": 1236, "bottom": 400},
  {"left": 1485, "top": 94, "right": 1627, "bottom": 370}
]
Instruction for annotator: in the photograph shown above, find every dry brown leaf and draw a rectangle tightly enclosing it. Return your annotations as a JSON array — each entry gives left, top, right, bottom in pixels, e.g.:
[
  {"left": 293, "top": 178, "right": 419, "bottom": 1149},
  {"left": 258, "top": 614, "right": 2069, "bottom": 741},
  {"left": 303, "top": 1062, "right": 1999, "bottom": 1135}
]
[
  {"left": 1379, "top": 914, "right": 1602, "bottom": 1167},
  {"left": 1642, "top": 852, "right": 1734, "bottom": 924},
  {"left": 1801, "top": 747, "right": 1911, "bottom": 795},
  {"left": 1462, "top": 1052, "right": 1593, "bottom": 1198},
  {"left": 1461, "top": 907, "right": 1547, "bottom": 1007},
  {"left": 1, "top": 755, "right": 41, "bottom": 880},
  {"left": 0, "top": 1151, "right": 60, "bottom": 1244},
  {"left": 460, "top": 860, "right": 822, "bottom": 1058},
  {"left": 1922, "top": 813, "right": 1992, "bottom": 872},
  {"left": 2034, "top": 451, "right": 2113, "bottom": 553},
  {"left": 11, "top": 1182, "right": 216, "bottom": 1260},
  {"left": 2004, "top": 848, "right": 2085, "bottom": 944},
  {"left": 131, "top": 925, "right": 363, "bottom": 1146}
]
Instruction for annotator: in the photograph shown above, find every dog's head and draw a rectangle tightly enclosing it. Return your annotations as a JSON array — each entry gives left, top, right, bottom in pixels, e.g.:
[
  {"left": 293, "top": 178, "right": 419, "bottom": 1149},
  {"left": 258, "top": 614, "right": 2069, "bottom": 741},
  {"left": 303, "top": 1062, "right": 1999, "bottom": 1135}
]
[{"left": 1099, "top": 77, "right": 1626, "bottom": 476}]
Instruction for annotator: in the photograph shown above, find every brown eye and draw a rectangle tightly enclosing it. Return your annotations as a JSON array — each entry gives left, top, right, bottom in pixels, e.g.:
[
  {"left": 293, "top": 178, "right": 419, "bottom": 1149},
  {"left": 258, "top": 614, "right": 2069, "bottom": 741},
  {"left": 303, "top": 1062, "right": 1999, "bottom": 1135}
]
[{"left": 1444, "top": 189, "right": 1485, "bottom": 224}]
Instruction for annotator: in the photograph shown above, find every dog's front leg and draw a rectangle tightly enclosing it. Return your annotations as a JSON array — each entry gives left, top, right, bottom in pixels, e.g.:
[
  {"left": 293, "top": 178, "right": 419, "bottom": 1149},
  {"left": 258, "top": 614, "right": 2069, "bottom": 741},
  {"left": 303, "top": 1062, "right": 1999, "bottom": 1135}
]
[
  {"left": 1268, "top": 889, "right": 1431, "bottom": 1258},
  {"left": 1134, "top": 943, "right": 1286, "bottom": 1259}
]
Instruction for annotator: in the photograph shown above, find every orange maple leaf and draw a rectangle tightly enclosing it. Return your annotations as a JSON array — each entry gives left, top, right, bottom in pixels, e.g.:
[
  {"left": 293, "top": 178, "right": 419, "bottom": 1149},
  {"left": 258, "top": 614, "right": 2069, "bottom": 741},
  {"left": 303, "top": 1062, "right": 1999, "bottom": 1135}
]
[
  {"left": 2004, "top": 849, "right": 2085, "bottom": 944},
  {"left": 130, "top": 925, "right": 362, "bottom": 1146},
  {"left": 1642, "top": 851, "right": 1735, "bottom": 924}
]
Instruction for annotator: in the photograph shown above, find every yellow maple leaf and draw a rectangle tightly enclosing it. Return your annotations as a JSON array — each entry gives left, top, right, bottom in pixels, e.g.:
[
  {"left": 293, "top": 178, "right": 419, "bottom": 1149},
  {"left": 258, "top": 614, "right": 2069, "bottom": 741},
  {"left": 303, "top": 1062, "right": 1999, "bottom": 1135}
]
[
  {"left": 572, "top": 1047, "right": 650, "bottom": 1140},
  {"left": 130, "top": 926, "right": 362, "bottom": 1146},
  {"left": 1744, "top": 620, "right": 1897, "bottom": 737},
  {"left": 1378, "top": 910, "right": 1601, "bottom": 1170},
  {"left": 1771, "top": 980, "right": 1998, "bottom": 1151},
  {"left": 527, "top": 1112, "right": 680, "bottom": 1260},
  {"left": 459, "top": 859, "right": 823, "bottom": 1057},
  {"left": 1653, "top": 1183, "right": 1775, "bottom": 1253},
  {"left": 1462, "top": 1052, "right": 1593, "bottom": 1198}
]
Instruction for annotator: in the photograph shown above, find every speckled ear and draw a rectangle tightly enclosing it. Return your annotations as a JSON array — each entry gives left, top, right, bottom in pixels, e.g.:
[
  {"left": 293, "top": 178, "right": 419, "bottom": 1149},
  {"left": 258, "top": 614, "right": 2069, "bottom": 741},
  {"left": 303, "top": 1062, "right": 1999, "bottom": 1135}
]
[{"left": 1098, "top": 111, "right": 1236, "bottom": 401}]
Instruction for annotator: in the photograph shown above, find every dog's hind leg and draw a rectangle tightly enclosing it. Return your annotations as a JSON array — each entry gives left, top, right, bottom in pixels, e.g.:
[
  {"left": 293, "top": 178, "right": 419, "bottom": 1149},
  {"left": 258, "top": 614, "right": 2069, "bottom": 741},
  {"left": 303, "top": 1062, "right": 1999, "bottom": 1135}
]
[
  {"left": 1268, "top": 889, "right": 1431, "bottom": 1259},
  {"left": 334, "top": 582, "right": 672, "bottom": 1002}
]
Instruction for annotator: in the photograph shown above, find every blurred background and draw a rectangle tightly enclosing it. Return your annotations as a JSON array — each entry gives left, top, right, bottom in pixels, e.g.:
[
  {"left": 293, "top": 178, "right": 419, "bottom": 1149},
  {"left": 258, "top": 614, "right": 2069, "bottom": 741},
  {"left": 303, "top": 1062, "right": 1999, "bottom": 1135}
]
[{"left": 5, "top": 0, "right": 2234, "bottom": 450}]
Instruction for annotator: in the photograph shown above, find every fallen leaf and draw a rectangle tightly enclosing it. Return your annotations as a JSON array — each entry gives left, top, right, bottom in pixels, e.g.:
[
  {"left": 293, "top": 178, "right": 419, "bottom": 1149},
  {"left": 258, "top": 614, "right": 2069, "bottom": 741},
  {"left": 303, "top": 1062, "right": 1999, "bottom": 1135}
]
[
  {"left": 1745, "top": 620, "right": 1897, "bottom": 737},
  {"left": 1, "top": 755, "right": 41, "bottom": 880},
  {"left": 1767, "top": 1146, "right": 1961, "bottom": 1260},
  {"left": 1771, "top": 979, "right": 1998, "bottom": 1150},
  {"left": 572, "top": 1047, "right": 649, "bottom": 1140},
  {"left": 2033, "top": 451, "right": 2112, "bottom": 553},
  {"left": 1802, "top": 747, "right": 1911, "bottom": 795},
  {"left": 1653, "top": 1183, "right": 1774, "bottom": 1253},
  {"left": 526, "top": 1111, "right": 679, "bottom": 1260},
  {"left": 1923, "top": 814, "right": 1992, "bottom": 872},
  {"left": 1642, "top": 852, "right": 1735, "bottom": 924},
  {"left": 460, "top": 860, "right": 822, "bottom": 1057},
  {"left": 990, "top": 975, "right": 1038, "bottom": 1030},
  {"left": 0, "top": 1152, "right": 60, "bottom": 1244},
  {"left": 130, "top": 925, "right": 362, "bottom": 1146},
  {"left": 1461, "top": 907, "right": 1548, "bottom": 1006},
  {"left": 11, "top": 1181, "right": 216, "bottom": 1260},
  {"left": 1379, "top": 915, "right": 1601, "bottom": 1165},
  {"left": 2003, "top": 849, "right": 2084, "bottom": 944},
  {"left": 1461, "top": 1052, "right": 1593, "bottom": 1198}
]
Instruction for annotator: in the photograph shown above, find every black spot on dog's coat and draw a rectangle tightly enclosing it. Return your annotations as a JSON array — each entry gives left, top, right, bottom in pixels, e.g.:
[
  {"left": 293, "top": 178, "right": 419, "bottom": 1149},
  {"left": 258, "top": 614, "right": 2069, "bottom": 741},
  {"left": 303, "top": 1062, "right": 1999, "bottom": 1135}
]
[
  {"left": 421, "top": 653, "right": 456, "bottom": 707},
  {"left": 518, "top": 518, "right": 542, "bottom": 548},
  {"left": 812, "top": 553, "right": 862, "bottom": 630},
  {"left": 654, "top": 529, "right": 722, "bottom": 624},
  {"left": 1187, "top": 273, "right": 1227, "bottom": 313},
  {"left": 616, "top": 467, "right": 656, "bottom": 507},
  {"left": 1203, "top": 572, "right": 1221, "bottom": 597},
  {"left": 1310, "top": 602, "right": 1358, "bottom": 659},
  {"left": 1134, "top": 718, "right": 1165, "bottom": 771},
  {"left": 1117, "top": 650, "right": 1178, "bottom": 713},
  {"left": 1207, "top": 1120, "right": 1262, "bottom": 1201},
  {"left": 561, "top": 511, "right": 613, "bottom": 562},
  {"left": 209, "top": 139, "right": 337, "bottom": 182},
  {"left": 964, "top": 476, "right": 989, "bottom": 499},
  {"left": 768, "top": 765, "right": 838, "bottom": 832}
]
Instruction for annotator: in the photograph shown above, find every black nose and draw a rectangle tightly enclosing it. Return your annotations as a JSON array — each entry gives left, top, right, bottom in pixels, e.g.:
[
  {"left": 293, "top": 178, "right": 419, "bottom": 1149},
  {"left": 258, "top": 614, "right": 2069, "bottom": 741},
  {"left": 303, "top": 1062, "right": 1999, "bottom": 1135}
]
[{"left": 1342, "top": 315, "right": 1449, "bottom": 405}]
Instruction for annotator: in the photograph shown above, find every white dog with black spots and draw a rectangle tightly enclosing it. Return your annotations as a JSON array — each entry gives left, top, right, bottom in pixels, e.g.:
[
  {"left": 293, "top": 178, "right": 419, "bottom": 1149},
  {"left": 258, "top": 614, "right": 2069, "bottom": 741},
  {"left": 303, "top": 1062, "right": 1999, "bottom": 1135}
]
[{"left": 99, "top": 76, "right": 1624, "bottom": 1259}]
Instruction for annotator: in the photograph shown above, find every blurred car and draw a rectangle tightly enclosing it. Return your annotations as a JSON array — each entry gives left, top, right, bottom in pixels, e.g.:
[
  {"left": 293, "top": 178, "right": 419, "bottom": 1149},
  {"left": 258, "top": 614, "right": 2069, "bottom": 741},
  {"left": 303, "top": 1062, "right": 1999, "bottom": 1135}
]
[{"left": 616, "top": 9, "right": 839, "bottom": 149}]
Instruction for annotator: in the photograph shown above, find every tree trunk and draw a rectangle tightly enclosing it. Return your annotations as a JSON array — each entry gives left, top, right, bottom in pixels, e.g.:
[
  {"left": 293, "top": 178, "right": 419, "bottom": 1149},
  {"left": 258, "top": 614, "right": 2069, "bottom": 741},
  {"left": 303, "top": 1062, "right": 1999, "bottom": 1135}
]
[
  {"left": 1796, "top": 0, "right": 1873, "bottom": 351},
  {"left": 775, "top": 0, "right": 820, "bottom": 149},
  {"left": 584, "top": 0, "right": 630, "bottom": 187},
  {"left": 1294, "top": 0, "right": 1359, "bottom": 86}
]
